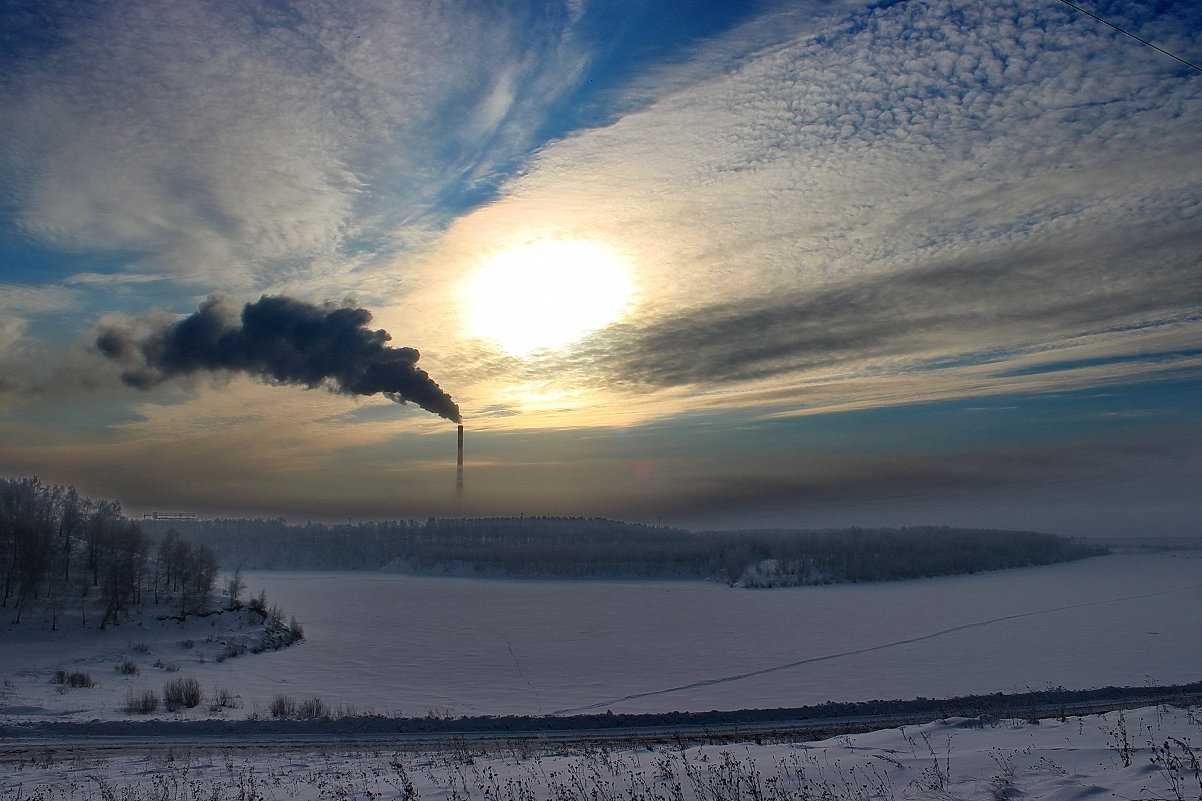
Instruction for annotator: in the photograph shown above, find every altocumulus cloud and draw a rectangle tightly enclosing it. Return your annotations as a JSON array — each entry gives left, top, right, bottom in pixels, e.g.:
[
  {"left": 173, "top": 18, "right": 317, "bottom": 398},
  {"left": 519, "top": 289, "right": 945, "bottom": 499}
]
[{"left": 474, "top": 0, "right": 1202, "bottom": 406}]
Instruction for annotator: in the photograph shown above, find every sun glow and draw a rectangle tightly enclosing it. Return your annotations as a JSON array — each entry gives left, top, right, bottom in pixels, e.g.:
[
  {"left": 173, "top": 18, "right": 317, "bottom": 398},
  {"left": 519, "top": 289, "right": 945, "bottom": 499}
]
[{"left": 464, "top": 238, "right": 635, "bottom": 355}]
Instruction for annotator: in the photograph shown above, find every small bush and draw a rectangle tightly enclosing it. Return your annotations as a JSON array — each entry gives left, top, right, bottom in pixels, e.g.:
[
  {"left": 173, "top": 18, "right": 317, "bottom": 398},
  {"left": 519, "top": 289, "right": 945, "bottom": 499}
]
[
  {"left": 179, "top": 639, "right": 195, "bottom": 649},
  {"left": 269, "top": 694, "right": 297, "bottom": 718},
  {"left": 215, "top": 642, "right": 247, "bottom": 663},
  {"left": 116, "top": 658, "right": 139, "bottom": 675},
  {"left": 296, "top": 697, "right": 329, "bottom": 718},
  {"left": 123, "top": 689, "right": 159, "bottom": 714},
  {"left": 268, "top": 694, "right": 327, "bottom": 718},
  {"left": 163, "top": 677, "right": 203, "bottom": 711},
  {"left": 210, "top": 686, "right": 237, "bottom": 711},
  {"left": 52, "top": 670, "right": 94, "bottom": 688},
  {"left": 129, "top": 641, "right": 150, "bottom": 654}
]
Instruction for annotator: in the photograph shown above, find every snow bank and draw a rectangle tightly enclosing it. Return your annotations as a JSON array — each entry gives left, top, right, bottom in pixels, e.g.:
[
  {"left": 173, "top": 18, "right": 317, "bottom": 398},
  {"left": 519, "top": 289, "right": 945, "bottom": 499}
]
[{"left": 4, "top": 706, "right": 1201, "bottom": 801}]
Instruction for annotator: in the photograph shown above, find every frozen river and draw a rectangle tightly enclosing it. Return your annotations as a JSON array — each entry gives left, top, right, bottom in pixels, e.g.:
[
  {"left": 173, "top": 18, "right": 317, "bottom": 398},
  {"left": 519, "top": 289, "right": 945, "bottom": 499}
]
[
  {"left": 232, "top": 552, "right": 1202, "bottom": 717},
  {"left": 3, "top": 553, "right": 1200, "bottom": 720}
]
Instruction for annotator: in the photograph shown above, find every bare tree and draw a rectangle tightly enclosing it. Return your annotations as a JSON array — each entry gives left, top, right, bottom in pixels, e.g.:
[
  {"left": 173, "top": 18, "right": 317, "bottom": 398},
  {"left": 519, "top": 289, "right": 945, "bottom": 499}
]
[{"left": 224, "top": 567, "right": 246, "bottom": 609}]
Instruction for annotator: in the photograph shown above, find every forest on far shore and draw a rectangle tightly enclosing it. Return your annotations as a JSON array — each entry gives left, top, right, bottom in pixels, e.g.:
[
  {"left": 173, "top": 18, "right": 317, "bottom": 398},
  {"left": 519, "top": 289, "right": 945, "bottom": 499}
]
[
  {"left": 142, "top": 514, "right": 1109, "bottom": 586},
  {"left": 3, "top": 474, "right": 1109, "bottom": 597}
]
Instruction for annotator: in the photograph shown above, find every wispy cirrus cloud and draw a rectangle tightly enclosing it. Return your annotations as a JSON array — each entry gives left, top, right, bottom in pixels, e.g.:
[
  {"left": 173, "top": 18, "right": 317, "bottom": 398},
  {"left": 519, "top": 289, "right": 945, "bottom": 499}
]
[
  {"left": 0, "top": 282, "right": 78, "bottom": 316},
  {"left": 1, "top": 0, "right": 590, "bottom": 289},
  {"left": 0, "top": 281, "right": 79, "bottom": 363}
]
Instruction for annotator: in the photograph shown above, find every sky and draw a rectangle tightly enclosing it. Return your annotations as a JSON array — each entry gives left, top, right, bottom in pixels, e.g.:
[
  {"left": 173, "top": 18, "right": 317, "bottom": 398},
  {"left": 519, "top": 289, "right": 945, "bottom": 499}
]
[{"left": 1, "top": 0, "right": 1200, "bottom": 537}]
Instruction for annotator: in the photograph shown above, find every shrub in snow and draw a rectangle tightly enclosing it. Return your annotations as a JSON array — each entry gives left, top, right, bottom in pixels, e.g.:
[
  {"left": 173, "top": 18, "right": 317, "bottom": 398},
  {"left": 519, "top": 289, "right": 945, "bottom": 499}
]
[
  {"left": 296, "top": 697, "right": 329, "bottom": 718},
  {"left": 51, "top": 670, "right": 94, "bottom": 688},
  {"left": 116, "top": 658, "right": 139, "bottom": 675},
  {"left": 270, "top": 687, "right": 295, "bottom": 712},
  {"left": 163, "top": 677, "right": 202, "bottom": 711},
  {"left": 123, "top": 689, "right": 158, "bottom": 714},
  {"left": 268, "top": 694, "right": 328, "bottom": 718},
  {"left": 215, "top": 642, "right": 247, "bottom": 662},
  {"left": 209, "top": 686, "right": 237, "bottom": 710},
  {"left": 270, "top": 694, "right": 297, "bottom": 718},
  {"left": 248, "top": 590, "right": 269, "bottom": 617}
]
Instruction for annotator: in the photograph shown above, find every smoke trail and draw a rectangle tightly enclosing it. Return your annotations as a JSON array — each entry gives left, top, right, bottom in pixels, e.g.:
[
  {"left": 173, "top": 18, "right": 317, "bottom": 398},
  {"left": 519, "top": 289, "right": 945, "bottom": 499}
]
[{"left": 96, "top": 295, "right": 461, "bottom": 423}]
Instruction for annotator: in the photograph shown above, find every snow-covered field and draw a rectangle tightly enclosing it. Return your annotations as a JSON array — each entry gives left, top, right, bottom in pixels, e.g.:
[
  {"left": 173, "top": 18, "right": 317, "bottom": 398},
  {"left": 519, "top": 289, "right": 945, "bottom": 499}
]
[
  {"left": 5, "top": 706, "right": 1202, "bottom": 801},
  {"left": 3, "top": 553, "right": 1201, "bottom": 721}
]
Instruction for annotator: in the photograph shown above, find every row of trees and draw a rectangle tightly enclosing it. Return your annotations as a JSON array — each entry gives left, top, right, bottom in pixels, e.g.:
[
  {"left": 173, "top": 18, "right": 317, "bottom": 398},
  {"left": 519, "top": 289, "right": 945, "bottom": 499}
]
[
  {"left": 140, "top": 514, "right": 1107, "bottom": 585},
  {"left": 0, "top": 477, "right": 217, "bottom": 628}
]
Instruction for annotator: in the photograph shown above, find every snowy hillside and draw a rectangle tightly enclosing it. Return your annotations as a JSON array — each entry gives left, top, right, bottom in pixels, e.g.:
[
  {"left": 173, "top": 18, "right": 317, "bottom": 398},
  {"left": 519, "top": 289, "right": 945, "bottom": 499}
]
[{"left": 0, "top": 600, "right": 300, "bottom": 719}]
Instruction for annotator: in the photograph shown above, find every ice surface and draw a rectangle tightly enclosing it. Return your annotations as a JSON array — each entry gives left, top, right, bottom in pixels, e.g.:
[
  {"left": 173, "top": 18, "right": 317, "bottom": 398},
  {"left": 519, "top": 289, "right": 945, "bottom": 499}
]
[{"left": 2, "top": 553, "right": 1200, "bottom": 721}]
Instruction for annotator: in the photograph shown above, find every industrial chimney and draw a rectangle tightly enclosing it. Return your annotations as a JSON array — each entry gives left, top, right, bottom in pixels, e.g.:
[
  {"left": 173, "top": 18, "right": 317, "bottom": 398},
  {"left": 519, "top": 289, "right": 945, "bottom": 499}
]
[{"left": 456, "top": 424, "right": 464, "bottom": 495}]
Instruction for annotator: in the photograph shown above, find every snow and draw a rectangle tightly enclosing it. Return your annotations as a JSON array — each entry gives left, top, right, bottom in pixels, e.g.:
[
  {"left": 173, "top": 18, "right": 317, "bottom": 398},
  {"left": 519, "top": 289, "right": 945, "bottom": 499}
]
[
  {"left": 4, "top": 706, "right": 1202, "bottom": 801},
  {"left": 0, "top": 604, "right": 289, "bottom": 720},
  {"left": 2, "top": 553, "right": 1201, "bottom": 721}
]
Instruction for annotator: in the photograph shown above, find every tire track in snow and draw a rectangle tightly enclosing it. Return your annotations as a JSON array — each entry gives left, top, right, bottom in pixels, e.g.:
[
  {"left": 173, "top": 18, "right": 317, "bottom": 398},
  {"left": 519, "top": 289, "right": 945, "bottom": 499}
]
[
  {"left": 552, "top": 581, "right": 1202, "bottom": 715},
  {"left": 506, "top": 638, "right": 545, "bottom": 713}
]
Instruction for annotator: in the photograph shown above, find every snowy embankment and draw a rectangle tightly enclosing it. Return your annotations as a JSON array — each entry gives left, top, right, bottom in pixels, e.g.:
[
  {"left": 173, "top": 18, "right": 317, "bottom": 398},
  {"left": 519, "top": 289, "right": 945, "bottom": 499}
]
[
  {"left": 5, "top": 706, "right": 1202, "bottom": 801},
  {"left": 0, "top": 600, "right": 298, "bottom": 720},
  {"left": 2, "top": 681, "right": 1201, "bottom": 745}
]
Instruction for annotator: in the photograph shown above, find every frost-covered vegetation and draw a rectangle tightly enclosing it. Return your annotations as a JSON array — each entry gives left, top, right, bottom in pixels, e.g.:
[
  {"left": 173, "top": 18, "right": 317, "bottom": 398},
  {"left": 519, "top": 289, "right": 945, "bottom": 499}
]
[
  {"left": 1, "top": 477, "right": 302, "bottom": 641},
  {"left": 1, "top": 477, "right": 216, "bottom": 628},
  {"left": 4, "top": 705, "right": 1202, "bottom": 801},
  {"left": 143, "top": 515, "right": 1106, "bottom": 584}
]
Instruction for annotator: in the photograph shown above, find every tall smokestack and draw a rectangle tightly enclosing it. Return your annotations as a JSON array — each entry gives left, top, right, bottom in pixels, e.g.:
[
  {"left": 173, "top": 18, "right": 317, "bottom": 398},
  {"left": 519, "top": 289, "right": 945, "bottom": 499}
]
[{"left": 456, "top": 424, "right": 464, "bottom": 495}]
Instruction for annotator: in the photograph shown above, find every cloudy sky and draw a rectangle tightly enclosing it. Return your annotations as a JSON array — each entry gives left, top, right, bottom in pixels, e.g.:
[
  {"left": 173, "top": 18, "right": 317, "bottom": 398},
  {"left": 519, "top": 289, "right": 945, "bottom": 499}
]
[{"left": 2, "top": 0, "right": 1200, "bottom": 536}]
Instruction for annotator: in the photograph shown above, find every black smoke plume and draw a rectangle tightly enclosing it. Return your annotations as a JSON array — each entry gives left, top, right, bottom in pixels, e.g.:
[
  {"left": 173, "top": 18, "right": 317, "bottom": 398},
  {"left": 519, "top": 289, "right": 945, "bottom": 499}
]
[{"left": 96, "top": 295, "right": 461, "bottom": 423}]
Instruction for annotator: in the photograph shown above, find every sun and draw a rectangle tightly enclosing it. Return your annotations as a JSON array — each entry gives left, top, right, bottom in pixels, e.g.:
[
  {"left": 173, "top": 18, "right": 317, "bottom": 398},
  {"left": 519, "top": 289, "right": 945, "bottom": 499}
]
[{"left": 464, "top": 238, "right": 635, "bottom": 355}]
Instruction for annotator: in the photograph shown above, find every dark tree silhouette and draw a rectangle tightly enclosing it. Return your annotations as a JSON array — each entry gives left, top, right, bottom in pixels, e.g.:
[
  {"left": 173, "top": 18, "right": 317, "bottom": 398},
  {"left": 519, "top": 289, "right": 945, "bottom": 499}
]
[
  {"left": 0, "top": 477, "right": 220, "bottom": 627},
  {"left": 140, "top": 515, "right": 1107, "bottom": 585}
]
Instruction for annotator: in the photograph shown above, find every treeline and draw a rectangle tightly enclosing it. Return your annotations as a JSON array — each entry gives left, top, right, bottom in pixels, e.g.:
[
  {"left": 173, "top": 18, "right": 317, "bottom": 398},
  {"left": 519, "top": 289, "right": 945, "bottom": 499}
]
[
  {"left": 721, "top": 528, "right": 1107, "bottom": 586},
  {"left": 1, "top": 477, "right": 218, "bottom": 628},
  {"left": 140, "top": 515, "right": 1107, "bottom": 585}
]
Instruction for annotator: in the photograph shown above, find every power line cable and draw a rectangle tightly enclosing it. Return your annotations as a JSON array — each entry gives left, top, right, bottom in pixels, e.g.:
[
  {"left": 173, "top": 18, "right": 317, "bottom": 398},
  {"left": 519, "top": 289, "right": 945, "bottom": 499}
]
[{"left": 1054, "top": 0, "right": 1202, "bottom": 73}]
